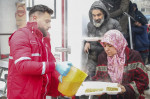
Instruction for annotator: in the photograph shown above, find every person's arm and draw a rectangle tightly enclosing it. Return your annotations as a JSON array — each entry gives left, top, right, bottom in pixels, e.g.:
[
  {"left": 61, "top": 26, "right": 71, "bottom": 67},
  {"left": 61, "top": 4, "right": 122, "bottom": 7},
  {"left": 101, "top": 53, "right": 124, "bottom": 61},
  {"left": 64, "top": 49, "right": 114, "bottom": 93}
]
[
  {"left": 110, "top": 0, "right": 130, "bottom": 18},
  {"left": 136, "top": 11, "right": 148, "bottom": 24},
  {"left": 90, "top": 42, "right": 103, "bottom": 54},
  {"left": 119, "top": 84, "right": 136, "bottom": 99},
  {"left": 87, "top": 22, "right": 95, "bottom": 37},
  {"left": 122, "top": 52, "right": 149, "bottom": 96},
  {"left": 10, "top": 31, "right": 72, "bottom": 77},
  {"left": 131, "top": 26, "right": 145, "bottom": 34},
  {"left": 84, "top": 23, "right": 92, "bottom": 53},
  {"left": 113, "top": 19, "right": 122, "bottom": 32},
  {"left": 10, "top": 31, "right": 55, "bottom": 75},
  {"left": 92, "top": 52, "right": 108, "bottom": 81},
  {"left": 84, "top": 23, "right": 98, "bottom": 53},
  {"left": 86, "top": 23, "right": 104, "bottom": 53}
]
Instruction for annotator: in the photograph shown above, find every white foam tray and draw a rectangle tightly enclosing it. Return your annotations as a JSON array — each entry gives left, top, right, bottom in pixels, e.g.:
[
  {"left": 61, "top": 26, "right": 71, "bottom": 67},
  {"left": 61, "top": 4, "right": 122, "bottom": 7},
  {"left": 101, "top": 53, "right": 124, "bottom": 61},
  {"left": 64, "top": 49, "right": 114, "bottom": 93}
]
[{"left": 76, "top": 81, "right": 121, "bottom": 96}]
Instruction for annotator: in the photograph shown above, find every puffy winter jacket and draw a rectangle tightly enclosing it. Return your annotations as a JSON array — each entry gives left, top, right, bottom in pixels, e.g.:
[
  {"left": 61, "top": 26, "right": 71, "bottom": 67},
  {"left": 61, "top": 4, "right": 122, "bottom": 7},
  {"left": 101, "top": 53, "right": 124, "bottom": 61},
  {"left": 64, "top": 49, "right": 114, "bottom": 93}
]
[
  {"left": 7, "top": 22, "right": 60, "bottom": 99},
  {"left": 85, "top": 1, "right": 121, "bottom": 80},
  {"left": 132, "top": 25, "right": 149, "bottom": 51}
]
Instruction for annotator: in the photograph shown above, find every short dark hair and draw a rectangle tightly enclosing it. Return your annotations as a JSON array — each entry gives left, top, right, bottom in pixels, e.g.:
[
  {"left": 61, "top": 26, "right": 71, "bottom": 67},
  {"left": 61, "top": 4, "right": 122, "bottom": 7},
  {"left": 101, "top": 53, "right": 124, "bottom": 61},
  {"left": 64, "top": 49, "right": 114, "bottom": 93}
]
[{"left": 29, "top": 4, "right": 53, "bottom": 16}]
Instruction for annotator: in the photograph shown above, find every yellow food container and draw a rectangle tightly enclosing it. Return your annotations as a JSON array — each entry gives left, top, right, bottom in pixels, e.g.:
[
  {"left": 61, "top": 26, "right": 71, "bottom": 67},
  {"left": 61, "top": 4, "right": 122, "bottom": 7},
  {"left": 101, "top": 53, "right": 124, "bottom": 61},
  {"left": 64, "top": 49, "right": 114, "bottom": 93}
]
[{"left": 58, "top": 66, "right": 87, "bottom": 97}]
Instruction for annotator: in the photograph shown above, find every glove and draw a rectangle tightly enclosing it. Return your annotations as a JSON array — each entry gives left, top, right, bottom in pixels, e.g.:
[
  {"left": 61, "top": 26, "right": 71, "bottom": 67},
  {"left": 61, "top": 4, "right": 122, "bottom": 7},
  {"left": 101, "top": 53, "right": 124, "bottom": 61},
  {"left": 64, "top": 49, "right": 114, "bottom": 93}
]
[
  {"left": 56, "top": 62, "right": 73, "bottom": 83},
  {"left": 56, "top": 61, "right": 73, "bottom": 78},
  {"left": 58, "top": 75, "right": 63, "bottom": 83}
]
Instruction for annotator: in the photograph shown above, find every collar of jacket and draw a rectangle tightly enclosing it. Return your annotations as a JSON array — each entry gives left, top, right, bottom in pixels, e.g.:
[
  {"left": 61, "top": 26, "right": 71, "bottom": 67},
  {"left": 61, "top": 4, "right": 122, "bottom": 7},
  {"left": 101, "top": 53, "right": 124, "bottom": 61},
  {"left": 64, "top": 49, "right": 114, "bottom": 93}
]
[{"left": 26, "top": 22, "right": 43, "bottom": 39}]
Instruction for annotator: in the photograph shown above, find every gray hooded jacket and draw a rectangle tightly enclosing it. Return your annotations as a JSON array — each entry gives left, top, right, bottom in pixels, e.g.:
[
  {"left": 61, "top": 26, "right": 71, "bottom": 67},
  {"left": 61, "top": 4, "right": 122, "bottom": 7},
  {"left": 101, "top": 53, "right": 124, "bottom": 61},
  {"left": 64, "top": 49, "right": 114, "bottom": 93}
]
[{"left": 86, "top": 1, "right": 122, "bottom": 80}]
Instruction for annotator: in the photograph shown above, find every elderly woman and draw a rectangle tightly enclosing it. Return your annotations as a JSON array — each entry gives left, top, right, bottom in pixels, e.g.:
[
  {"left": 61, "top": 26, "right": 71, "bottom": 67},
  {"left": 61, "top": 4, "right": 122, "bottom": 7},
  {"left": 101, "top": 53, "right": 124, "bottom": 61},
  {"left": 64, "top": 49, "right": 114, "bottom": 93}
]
[{"left": 92, "top": 30, "right": 149, "bottom": 99}]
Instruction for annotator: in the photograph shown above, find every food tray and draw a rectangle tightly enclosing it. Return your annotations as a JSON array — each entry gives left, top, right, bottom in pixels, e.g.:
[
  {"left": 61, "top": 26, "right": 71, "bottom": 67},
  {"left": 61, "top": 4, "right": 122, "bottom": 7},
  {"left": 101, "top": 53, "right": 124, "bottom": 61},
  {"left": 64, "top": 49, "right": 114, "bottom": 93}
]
[
  {"left": 83, "top": 37, "right": 102, "bottom": 41},
  {"left": 76, "top": 81, "right": 121, "bottom": 96}
]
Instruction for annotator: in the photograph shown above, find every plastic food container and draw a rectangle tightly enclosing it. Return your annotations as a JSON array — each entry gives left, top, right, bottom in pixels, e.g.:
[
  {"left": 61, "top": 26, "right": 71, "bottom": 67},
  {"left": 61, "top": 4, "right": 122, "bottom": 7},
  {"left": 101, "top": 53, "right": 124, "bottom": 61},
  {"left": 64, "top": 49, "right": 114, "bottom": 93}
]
[
  {"left": 76, "top": 81, "right": 121, "bottom": 96},
  {"left": 58, "top": 66, "right": 87, "bottom": 97}
]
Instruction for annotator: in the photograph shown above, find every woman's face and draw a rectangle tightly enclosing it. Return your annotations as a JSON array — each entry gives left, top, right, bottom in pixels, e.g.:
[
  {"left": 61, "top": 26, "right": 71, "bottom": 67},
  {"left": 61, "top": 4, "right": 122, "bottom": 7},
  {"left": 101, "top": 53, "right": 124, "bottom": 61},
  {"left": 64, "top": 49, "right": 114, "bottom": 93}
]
[{"left": 103, "top": 42, "right": 117, "bottom": 57}]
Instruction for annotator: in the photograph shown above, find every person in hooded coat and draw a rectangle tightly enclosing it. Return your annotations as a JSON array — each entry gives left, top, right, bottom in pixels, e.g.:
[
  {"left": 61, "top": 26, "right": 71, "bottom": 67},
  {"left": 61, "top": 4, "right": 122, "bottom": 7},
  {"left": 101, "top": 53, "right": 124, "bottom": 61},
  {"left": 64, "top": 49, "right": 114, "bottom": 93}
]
[
  {"left": 132, "top": 3, "right": 148, "bottom": 26},
  {"left": 131, "top": 12, "right": 149, "bottom": 65},
  {"left": 84, "top": 0, "right": 122, "bottom": 81}
]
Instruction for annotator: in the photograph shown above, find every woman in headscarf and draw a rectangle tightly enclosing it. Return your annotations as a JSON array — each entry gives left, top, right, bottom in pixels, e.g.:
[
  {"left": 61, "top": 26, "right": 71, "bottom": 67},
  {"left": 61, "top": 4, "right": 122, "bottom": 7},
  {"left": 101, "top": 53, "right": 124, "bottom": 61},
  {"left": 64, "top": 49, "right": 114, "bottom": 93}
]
[{"left": 92, "top": 29, "right": 149, "bottom": 99}]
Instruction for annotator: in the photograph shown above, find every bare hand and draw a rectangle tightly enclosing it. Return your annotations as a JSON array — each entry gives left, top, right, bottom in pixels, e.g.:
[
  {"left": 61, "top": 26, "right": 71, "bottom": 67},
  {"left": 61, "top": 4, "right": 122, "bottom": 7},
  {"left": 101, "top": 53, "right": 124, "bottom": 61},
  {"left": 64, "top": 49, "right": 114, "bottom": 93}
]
[
  {"left": 84, "top": 42, "right": 90, "bottom": 53},
  {"left": 118, "top": 84, "right": 126, "bottom": 94}
]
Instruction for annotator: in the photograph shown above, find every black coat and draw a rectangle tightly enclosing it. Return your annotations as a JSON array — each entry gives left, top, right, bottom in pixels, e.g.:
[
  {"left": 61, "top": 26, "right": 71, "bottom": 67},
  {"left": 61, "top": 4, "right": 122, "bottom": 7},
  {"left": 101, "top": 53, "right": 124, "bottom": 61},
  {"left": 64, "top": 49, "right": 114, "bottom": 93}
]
[{"left": 100, "top": 0, "right": 130, "bottom": 36}]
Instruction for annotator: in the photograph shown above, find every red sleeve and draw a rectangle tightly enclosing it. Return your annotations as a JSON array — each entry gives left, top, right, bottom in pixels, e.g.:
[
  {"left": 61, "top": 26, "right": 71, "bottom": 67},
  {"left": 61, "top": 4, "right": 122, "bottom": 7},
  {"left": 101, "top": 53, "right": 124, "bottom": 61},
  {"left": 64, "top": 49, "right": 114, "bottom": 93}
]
[
  {"left": 9, "top": 30, "right": 55, "bottom": 75},
  {"left": 124, "top": 50, "right": 149, "bottom": 95},
  {"left": 47, "top": 71, "right": 61, "bottom": 97}
]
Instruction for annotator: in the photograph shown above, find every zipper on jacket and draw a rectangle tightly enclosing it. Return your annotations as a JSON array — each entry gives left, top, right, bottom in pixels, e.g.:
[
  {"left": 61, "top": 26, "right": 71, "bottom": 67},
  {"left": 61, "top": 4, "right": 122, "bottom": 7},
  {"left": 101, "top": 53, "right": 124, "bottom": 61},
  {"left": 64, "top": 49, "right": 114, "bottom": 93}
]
[
  {"left": 42, "top": 38, "right": 49, "bottom": 62},
  {"left": 42, "top": 38, "right": 49, "bottom": 99}
]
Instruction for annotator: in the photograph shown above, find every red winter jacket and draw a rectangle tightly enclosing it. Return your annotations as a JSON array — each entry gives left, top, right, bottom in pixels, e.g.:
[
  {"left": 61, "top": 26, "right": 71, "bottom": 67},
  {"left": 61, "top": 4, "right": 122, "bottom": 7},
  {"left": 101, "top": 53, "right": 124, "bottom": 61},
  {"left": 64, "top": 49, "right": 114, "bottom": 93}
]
[{"left": 7, "top": 22, "right": 60, "bottom": 99}]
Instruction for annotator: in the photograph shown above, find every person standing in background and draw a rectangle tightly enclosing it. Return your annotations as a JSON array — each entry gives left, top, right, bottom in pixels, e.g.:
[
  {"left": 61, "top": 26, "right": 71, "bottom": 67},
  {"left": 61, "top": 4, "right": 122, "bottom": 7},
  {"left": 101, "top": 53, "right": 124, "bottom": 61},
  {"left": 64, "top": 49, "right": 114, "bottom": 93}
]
[
  {"left": 131, "top": 12, "right": 149, "bottom": 65},
  {"left": 7, "top": 5, "right": 72, "bottom": 99},
  {"left": 100, "top": 0, "right": 130, "bottom": 38},
  {"left": 132, "top": 3, "right": 148, "bottom": 26},
  {"left": 84, "top": 0, "right": 121, "bottom": 81}
]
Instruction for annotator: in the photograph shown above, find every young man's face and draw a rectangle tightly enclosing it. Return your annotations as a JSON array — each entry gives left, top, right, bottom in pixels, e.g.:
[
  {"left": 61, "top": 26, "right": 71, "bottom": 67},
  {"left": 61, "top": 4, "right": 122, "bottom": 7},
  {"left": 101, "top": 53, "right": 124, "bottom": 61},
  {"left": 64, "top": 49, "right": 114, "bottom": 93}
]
[
  {"left": 92, "top": 9, "right": 104, "bottom": 27},
  {"left": 37, "top": 12, "right": 51, "bottom": 37}
]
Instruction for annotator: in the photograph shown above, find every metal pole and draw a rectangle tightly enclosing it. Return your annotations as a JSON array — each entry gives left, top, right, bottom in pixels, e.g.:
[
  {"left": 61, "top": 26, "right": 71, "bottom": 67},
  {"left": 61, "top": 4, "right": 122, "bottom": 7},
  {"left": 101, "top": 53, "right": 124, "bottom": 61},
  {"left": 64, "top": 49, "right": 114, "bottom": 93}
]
[
  {"left": 128, "top": 17, "right": 133, "bottom": 49},
  {"left": 65, "top": 0, "right": 68, "bottom": 61},
  {"left": 123, "top": 12, "right": 134, "bottom": 49},
  {"left": 62, "top": 0, "right": 68, "bottom": 61},
  {"left": 89, "top": 95, "right": 93, "bottom": 99},
  {"left": 25, "top": 0, "right": 33, "bottom": 22},
  {"left": 25, "top": 0, "right": 29, "bottom": 22}
]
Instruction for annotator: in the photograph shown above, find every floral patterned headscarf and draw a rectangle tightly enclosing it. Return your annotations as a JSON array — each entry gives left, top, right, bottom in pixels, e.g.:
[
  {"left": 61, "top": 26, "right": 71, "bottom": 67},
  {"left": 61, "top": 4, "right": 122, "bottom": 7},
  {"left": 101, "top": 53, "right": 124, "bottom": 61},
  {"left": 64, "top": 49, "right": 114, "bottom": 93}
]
[{"left": 100, "top": 30, "right": 128, "bottom": 83}]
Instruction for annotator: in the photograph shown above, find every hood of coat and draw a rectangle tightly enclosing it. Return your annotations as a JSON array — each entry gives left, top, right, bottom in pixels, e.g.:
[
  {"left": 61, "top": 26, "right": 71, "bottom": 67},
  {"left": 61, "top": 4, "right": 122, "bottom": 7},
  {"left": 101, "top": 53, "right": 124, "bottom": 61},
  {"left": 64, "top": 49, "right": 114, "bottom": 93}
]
[
  {"left": 89, "top": 1, "right": 110, "bottom": 25},
  {"left": 132, "top": 3, "right": 138, "bottom": 11}
]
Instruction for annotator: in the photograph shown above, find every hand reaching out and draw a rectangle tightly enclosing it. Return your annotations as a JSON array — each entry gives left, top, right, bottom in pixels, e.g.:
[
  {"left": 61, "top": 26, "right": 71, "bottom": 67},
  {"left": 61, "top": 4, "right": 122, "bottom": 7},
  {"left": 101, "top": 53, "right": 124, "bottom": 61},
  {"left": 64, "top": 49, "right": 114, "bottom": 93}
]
[
  {"left": 118, "top": 84, "right": 126, "bottom": 94},
  {"left": 84, "top": 42, "right": 90, "bottom": 53},
  {"left": 56, "top": 62, "right": 73, "bottom": 83}
]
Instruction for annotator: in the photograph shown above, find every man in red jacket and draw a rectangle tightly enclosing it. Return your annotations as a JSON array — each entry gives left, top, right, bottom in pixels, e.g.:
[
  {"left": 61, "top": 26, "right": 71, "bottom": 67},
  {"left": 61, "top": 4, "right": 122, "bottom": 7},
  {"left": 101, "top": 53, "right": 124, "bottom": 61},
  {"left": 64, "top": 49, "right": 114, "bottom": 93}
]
[{"left": 7, "top": 5, "right": 72, "bottom": 99}]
